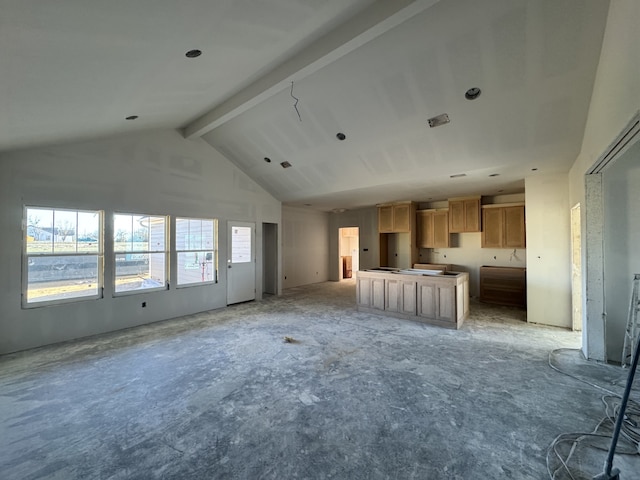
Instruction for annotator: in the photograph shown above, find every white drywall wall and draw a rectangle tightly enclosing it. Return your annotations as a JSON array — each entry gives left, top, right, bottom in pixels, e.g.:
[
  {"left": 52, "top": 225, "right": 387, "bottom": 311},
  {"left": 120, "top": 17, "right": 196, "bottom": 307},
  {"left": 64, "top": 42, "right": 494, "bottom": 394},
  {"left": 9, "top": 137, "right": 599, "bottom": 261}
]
[
  {"left": 568, "top": 0, "right": 640, "bottom": 360},
  {"left": 525, "top": 173, "right": 572, "bottom": 328},
  {"left": 0, "top": 129, "right": 281, "bottom": 354},
  {"left": 603, "top": 140, "right": 640, "bottom": 362},
  {"left": 282, "top": 206, "right": 329, "bottom": 288}
]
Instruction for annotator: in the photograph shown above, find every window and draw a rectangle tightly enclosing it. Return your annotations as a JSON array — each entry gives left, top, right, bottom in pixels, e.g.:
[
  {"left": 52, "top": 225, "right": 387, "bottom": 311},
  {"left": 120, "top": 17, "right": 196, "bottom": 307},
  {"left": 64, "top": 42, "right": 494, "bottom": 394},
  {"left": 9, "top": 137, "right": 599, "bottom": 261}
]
[
  {"left": 24, "top": 207, "right": 102, "bottom": 306},
  {"left": 114, "top": 214, "right": 167, "bottom": 294},
  {"left": 176, "top": 217, "right": 217, "bottom": 286}
]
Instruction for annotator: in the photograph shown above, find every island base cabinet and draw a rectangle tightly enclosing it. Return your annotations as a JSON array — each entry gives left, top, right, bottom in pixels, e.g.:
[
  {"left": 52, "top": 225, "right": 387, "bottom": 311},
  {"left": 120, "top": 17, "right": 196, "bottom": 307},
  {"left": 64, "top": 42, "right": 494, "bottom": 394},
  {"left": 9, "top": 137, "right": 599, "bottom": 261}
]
[
  {"left": 417, "top": 284, "right": 454, "bottom": 322},
  {"left": 356, "top": 270, "right": 469, "bottom": 329},
  {"left": 386, "top": 279, "right": 417, "bottom": 315},
  {"left": 356, "top": 276, "right": 385, "bottom": 311}
]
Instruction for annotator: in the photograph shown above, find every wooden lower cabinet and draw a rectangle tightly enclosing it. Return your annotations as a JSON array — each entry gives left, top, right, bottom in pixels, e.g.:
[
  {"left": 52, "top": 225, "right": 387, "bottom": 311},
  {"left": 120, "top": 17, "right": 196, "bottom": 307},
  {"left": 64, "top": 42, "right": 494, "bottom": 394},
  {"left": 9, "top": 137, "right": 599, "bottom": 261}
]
[
  {"left": 417, "top": 283, "right": 456, "bottom": 322},
  {"left": 385, "top": 278, "right": 417, "bottom": 315},
  {"left": 356, "top": 275, "right": 385, "bottom": 311},
  {"left": 356, "top": 269, "right": 469, "bottom": 329},
  {"left": 479, "top": 266, "right": 526, "bottom": 308}
]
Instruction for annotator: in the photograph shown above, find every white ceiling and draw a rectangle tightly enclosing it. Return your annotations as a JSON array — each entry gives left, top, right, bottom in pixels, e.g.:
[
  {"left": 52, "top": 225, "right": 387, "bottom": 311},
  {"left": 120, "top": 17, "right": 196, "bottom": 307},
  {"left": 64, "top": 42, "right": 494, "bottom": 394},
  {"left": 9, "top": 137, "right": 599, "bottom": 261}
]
[{"left": 1, "top": 0, "right": 610, "bottom": 211}]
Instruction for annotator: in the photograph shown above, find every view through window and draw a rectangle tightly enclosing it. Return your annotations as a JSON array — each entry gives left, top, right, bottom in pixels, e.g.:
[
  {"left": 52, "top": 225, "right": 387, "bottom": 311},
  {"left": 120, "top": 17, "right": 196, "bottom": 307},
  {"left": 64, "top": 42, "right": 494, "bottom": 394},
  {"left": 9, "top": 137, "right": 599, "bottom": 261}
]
[
  {"left": 114, "top": 214, "right": 167, "bottom": 293},
  {"left": 25, "top": 207, "right": 102, "bottom": 305},
  {"left": 176, "top": 217, "right": 217, "bottom": 285}
]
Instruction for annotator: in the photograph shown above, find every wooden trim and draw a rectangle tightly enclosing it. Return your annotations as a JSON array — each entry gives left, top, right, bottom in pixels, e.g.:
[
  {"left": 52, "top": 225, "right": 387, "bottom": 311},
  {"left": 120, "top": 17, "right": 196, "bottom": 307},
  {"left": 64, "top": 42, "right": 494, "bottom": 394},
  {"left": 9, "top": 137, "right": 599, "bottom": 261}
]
[
  {"left": 447, "top": 195, "right": 481, "bottom": 202},
  {"left": 481, "top": 202, "right": 525, "bottom": 209}
]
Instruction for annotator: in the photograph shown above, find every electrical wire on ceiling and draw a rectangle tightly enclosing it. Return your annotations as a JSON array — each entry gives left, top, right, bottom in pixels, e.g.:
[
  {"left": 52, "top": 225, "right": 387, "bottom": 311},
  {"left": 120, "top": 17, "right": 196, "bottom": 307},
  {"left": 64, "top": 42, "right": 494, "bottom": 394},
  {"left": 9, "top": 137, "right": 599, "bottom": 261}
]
[{"left": 290, "top": 81, "right": 302, "bottom": 122}]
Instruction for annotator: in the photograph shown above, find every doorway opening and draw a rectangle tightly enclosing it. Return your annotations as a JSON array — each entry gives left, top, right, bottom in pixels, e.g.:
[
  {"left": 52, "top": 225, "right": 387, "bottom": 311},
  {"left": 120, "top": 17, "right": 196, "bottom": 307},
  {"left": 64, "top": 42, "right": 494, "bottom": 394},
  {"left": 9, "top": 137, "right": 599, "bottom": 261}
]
[
  {"left": 339, "top": 227, "right": 359, "bottom": 281},
  {"left": 263, "top": 222, "right": 278, "bottom": 295},
  {"left": 570, "top": 203, "right": 582, "bottom": 332}
]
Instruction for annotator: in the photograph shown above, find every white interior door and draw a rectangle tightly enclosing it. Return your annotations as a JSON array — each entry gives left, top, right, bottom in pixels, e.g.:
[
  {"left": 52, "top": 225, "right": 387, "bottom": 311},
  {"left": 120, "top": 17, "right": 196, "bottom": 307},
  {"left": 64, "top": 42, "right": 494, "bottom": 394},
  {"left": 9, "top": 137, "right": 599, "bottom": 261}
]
[{"left": 227, "top": 221, "right": 255, "bottom": 305}]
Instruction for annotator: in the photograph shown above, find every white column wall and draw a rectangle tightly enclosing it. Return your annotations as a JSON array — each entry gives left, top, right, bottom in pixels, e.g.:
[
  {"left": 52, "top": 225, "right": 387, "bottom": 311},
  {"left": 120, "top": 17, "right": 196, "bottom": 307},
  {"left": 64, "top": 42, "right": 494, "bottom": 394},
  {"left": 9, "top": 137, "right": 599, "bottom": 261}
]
[
  {"left": 525, "top": 173, "right": 572, "bottom": 328},
  {"left": 281, "top": 206, "right": 330, "bottom": 288}
]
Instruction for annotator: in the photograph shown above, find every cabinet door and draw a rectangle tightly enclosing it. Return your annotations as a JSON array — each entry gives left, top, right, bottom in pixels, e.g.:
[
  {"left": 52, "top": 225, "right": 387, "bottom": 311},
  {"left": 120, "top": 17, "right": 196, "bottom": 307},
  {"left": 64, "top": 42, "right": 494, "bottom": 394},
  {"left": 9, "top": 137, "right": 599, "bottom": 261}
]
[
  {"left": 417, "top": 211, "right": 434, "bottom": 248},
  {"left": 371, "top": 277, "right": 385, "bottom": 310},
  {"left": 503, "top": 206, "right": 525, "bottom": 248},
  {"left": 393, "top": 204, "right": 411, "bottom": 232},
  {"left": 448, "top": 201, "right": 465, "bottom": 233},
  {"left": 432, "top": 211, "right": 449, "bottom": 248},
  {"left": 417, "top": 283, "right": 437, "bottom": 318},
  {"left": 400, "top": 280, "right": 417, "bottom": 315},
  {"left": 385, "top": 278, "right": 401, "bottom": 312},
  {"left": 378, "top": 206, "right": 393, "bottom": 233},
  {"left": 481, "top": 208, "right": 503, "bottom": 248},
  {"left": 356, "top": 276, "right": 372, "bottom": 307},
  {"left": 436, "top": 285, "right": 455, "bottom": 322},
  {"left": 464, "top": 198, "right": 481, "bottom": 232}
]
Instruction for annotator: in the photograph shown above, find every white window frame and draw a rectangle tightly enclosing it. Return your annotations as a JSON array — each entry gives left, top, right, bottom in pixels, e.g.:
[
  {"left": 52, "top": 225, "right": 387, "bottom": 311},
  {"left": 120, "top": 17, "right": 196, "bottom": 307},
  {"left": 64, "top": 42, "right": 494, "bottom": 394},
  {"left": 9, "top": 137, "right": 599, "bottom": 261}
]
[
  {"left": 175, "top": 217, "right": 218, "bottom": 287},
  {"left": 22, "top": 206, "right": 103, "bottom": 308},
  {"left": 113, "top": 213, "right": 169, "bottom": 296}
]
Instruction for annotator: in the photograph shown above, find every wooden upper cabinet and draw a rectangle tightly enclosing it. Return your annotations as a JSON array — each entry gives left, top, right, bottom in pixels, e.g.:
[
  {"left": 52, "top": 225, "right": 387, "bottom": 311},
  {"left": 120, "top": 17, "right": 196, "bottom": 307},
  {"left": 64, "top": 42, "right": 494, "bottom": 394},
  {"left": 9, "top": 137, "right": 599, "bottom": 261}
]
[
  {"left": 417, "top": 210, "right": 434, "bottom": 248},
  {"left": 503, "top": 206, "right": 526, "bottom": 248},
  {"left": 417, "top": 209, "right": 449, "bottom": 248},
  {"left": 432, "top": 210, "right": 449, "bottom": 247},
  {"left": 392, "top": 203, "right": 411, "bottom": 232},
  {"left": 378, "top": 206, "right": 394, "bottom": 233},
  {"left": 481, "top": 204, "right": 525, "bottom": 248},
  {"left": 481, "top": 207, "right": 503, "bottom": 248},
  {"left": 378, "top": 202, "right": 414, "bottom": 233},
  {"left": 448, "top": 197, "right": 481, "bottom": 233}
]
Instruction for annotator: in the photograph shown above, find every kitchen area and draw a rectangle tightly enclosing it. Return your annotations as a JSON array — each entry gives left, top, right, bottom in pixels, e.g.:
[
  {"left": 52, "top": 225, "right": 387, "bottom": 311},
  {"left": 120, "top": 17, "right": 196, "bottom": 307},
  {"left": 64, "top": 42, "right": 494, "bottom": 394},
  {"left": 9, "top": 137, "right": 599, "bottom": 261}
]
[{"left": 355, "top": 194, "right": 527, "bottom": 328}]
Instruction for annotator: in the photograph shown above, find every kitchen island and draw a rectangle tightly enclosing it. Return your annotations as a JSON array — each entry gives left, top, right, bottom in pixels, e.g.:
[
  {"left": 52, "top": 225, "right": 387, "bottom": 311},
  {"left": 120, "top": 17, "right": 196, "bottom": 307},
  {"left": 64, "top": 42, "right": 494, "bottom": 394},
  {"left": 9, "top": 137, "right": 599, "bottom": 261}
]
[{"left": 356, "top": 268, "right": 469, "bottom": 329}]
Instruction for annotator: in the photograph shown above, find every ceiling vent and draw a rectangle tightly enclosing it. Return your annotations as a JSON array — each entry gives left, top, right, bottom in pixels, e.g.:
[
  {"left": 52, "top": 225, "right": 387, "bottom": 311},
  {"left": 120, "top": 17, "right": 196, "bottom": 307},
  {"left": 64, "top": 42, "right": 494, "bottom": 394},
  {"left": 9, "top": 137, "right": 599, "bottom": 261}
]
[
  {"left": 428, "top": 114, "right": 450, "bottom": 128},
  {"left": 280, "top": 161, "right": 292, "bottom": 168},
  {"left": 450, "top": 173, "right": 467, "bottom": 178}
]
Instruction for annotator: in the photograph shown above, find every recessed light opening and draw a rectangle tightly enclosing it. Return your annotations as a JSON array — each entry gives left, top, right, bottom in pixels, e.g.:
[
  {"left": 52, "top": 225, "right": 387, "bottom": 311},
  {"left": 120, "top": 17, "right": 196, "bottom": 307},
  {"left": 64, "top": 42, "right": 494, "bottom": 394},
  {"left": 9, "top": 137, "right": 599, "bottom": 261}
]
[
  {"left": 264, "top": 157, "right": 272, "bottom": 163},
  {"left": 531, "top": 168, "right": 538, "bottom": 171},
  {"left": 465, "top": 87, "right": 481, "bottom": 100},
  {"left": 125, "top": 115, "right": 138, "bottom": 120},
  {"left": 336, "top": 132, "right": 346, "bottom": 141},
  {"left": 489, "top": 173, "right": 499, "bottom": 177},
  {"left": 450, "top": 173, "right": 467, "bottom": 178},
  {"left": 185, "top": 49, "right": 202, "bottom": 58}
]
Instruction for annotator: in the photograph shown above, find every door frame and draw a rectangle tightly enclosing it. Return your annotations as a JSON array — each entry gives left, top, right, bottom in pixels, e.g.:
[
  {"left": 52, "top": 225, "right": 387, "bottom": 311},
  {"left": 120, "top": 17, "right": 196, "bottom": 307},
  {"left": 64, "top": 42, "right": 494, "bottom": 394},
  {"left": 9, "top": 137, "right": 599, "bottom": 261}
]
[{"left": 226, "top": 221, "right": 256, "bottom": 305}]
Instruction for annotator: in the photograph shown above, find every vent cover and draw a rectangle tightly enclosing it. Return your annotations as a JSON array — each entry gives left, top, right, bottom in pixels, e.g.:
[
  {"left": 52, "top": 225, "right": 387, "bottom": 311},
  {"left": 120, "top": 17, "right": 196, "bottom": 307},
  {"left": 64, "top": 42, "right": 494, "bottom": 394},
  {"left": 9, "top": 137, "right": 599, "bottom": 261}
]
[
  {"left": 280, "top": 161, "right": 292, "bottom": 168},
  {"left": 428, "top": 113, "right": 450, "bottom": 128}
]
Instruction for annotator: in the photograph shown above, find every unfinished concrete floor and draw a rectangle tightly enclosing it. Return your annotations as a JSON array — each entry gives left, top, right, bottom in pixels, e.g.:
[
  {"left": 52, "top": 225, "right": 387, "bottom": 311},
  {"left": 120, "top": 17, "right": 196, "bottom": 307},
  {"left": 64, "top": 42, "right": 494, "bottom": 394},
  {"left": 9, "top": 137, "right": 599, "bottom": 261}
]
[{"left": 1, "top": 280, "right": 639, "bottom": 479}]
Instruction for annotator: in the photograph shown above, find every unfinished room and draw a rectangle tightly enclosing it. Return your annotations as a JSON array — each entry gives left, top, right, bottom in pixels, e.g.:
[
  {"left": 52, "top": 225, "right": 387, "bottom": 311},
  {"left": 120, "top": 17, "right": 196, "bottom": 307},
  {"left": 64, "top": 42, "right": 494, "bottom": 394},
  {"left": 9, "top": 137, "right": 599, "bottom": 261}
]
[{"left": 1, "top": 0, "right": 640, "bottom": 479}]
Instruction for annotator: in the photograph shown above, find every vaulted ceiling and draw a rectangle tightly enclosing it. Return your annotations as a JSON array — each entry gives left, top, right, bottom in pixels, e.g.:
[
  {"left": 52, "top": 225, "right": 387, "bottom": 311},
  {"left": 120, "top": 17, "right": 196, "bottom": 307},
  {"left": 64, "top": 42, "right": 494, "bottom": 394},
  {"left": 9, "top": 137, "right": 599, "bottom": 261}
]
[{"left": 1, "top": 0, "right": 610, "bottom": 211}]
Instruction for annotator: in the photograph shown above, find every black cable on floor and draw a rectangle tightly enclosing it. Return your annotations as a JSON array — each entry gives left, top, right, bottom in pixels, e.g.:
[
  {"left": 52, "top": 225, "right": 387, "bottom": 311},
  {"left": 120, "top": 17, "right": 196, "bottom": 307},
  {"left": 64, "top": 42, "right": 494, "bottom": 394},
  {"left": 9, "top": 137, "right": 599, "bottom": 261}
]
[{"left": 546, "top": 349, "right": 640, "bottom": 479}]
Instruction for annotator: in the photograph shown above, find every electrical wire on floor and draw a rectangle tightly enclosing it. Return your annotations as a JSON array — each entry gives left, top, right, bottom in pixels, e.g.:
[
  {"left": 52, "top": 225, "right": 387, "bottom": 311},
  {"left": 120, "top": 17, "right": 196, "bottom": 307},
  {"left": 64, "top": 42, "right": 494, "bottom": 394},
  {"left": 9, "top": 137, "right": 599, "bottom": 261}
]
[
  {"left": 546, "top": 349, "right": 640, "bottom": 479},
  {"left": 548, "top": 348, "right": 620, "bottom": 396}
]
